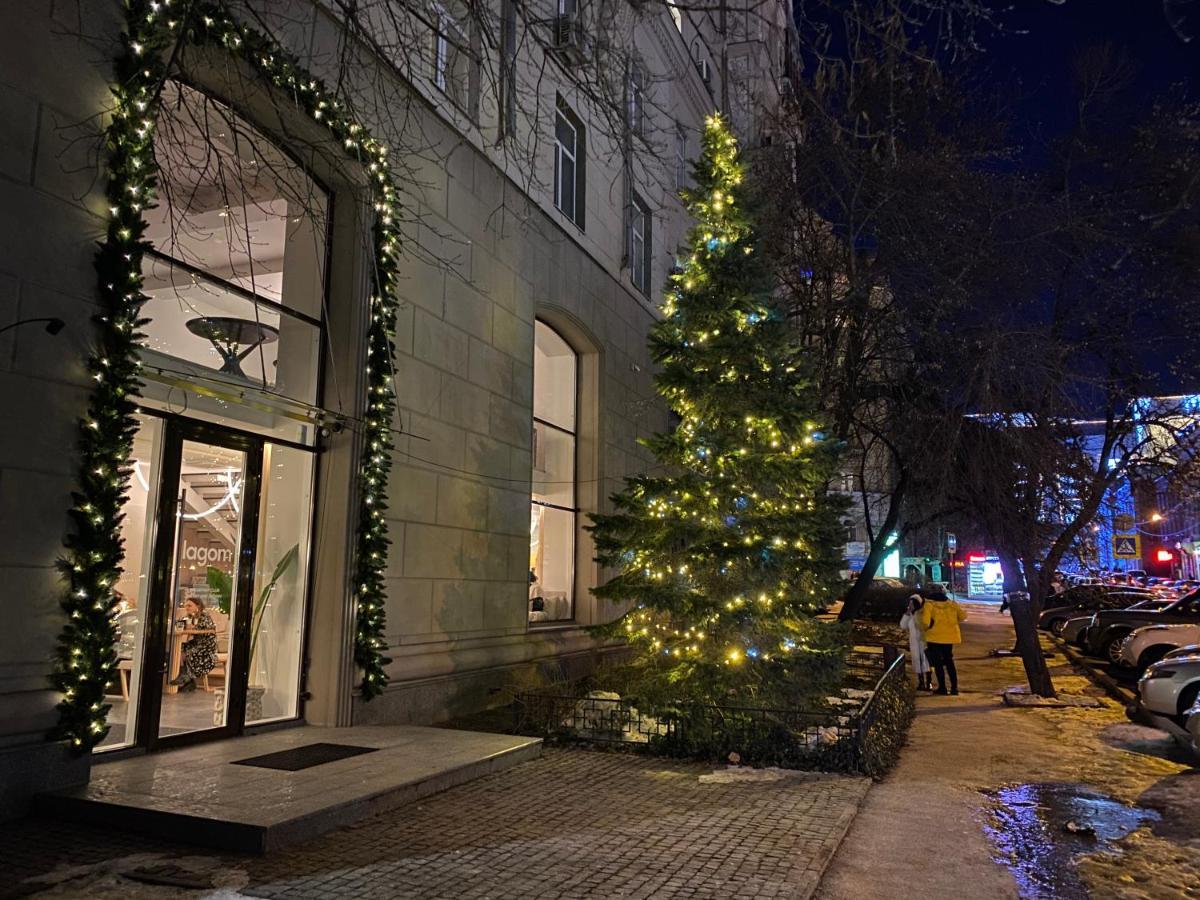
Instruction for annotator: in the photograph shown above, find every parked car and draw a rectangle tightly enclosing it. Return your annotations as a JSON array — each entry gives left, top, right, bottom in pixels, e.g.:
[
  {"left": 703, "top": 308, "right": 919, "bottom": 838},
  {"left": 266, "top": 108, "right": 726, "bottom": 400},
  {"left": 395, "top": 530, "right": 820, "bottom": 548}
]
[
  {"left": 1043, "top": 584, "right": 1151, "bottom": 612},
  {"left": 1104, "top": 569, "right": 1147, "bottom": 585},
  {"left": 1062, "top": 614, "right": 1099, "bottom": 647},
  {"left": 1063, "top": 599, "right": 1175, "bottom": 649},
  {"left": 1039, "top": 589, "right": 1153, "bottom": 635},
  {"left": 1186, "top": 702, "right": 1200, "bottom": 755},
  {"left": 1119, "top": 623, "right": 1200, "bottom": 671},
  {"left": 1138, "top": 654, "right": 1200, "bottom": 718},
  {"left": 1151, "top": 582, "right": 1185, "bottom": 600},
  {"left": 1085, "top": 591, "right": 1200, "bottom": 665},
  {"left": 1164, "top": 643, "right": 1200, "bottom": 661}
]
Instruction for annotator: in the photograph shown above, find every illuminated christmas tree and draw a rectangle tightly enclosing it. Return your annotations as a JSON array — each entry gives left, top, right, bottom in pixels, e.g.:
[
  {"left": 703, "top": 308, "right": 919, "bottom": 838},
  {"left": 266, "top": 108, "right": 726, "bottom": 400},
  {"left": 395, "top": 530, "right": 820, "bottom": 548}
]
[{"left": 590, "top": 114, "right": 846, "bottom": 705}]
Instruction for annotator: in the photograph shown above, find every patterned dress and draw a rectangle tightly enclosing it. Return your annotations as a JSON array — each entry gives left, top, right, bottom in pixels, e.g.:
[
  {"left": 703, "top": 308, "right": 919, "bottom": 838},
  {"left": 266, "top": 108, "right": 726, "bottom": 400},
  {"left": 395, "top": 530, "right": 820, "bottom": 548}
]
[{"left": 180, "top": 610, "right": 217, "bottom": 680}]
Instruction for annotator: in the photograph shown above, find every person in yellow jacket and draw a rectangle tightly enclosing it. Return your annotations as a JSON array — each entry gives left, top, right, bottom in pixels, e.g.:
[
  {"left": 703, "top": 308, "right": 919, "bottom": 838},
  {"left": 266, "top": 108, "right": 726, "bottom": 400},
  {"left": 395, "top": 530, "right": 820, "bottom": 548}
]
[{"left": 918, "top": 587, "right": 968, "bottom": 694}]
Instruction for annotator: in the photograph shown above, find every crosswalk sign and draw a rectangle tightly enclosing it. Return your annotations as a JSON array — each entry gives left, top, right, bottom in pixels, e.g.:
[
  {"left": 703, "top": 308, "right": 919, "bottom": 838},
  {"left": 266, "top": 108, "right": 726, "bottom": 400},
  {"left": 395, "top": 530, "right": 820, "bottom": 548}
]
[{"left": 1113, "top": 534, "right": 1141, "bottom": 559}]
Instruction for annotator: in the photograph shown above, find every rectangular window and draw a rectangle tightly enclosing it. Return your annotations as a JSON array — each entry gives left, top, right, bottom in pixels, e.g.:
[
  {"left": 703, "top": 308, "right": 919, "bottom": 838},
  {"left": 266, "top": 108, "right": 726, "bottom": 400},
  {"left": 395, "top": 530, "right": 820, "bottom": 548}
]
[
  {"left": 432, "top": 14, "right": 449, "bottom": 91},
  {"left": 628, "top": 64, "right": 644, "bottom": 137},
  {"left": 675, "top": 122, "right": 688, "bottom": 191},
  {"left": 431, "top": 3, "right": 475, "bottom": 117},
  {"left": 99, "top": 414, "right": 164, "bottom": 751},
  {"left": 530, "top": 322, "right": 578, "bottom": 624},
  {"left": 554, "top": 100, "right": 585, "bottom": 228},
  {"left": 629, "top": 192, "right": 651, "bottom": 294},
  {"left": 499, "top": 0, "right": 517, "bottom": 138},
  {"left": 248, "top": 443, "right": 314, "bottom": 725}
]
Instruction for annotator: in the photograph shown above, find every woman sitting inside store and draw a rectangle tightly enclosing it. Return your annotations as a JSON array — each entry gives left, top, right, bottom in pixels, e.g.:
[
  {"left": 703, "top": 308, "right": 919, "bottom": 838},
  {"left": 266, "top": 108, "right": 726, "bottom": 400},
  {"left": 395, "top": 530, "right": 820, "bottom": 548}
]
[{"left": 169, "top": 597, "right": 217, "bottom": 692}]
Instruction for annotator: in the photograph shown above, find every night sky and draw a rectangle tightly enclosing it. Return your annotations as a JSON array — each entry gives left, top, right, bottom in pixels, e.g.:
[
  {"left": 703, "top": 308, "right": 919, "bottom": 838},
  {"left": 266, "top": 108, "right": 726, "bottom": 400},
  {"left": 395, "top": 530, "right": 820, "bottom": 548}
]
[{"left": 980, "top": 0, "right": 1197, "bottom": 140}]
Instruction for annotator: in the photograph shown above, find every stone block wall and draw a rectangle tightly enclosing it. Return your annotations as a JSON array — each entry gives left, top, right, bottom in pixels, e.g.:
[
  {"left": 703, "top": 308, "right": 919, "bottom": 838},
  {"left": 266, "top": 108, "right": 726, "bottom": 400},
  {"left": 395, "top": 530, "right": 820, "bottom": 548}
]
[{"left": 0, "top": 0, "right": 128, "bottom": 814}]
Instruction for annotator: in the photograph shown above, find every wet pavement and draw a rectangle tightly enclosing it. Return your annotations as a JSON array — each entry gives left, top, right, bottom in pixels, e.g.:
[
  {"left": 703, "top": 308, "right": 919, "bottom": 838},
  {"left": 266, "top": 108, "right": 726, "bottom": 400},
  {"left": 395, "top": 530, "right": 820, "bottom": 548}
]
[
  {"left": 985, "top": 782, "right": 1160, "bottom": 899},
  {"left": 818, "top": 604, "right": 1200, "bottom": 900}
]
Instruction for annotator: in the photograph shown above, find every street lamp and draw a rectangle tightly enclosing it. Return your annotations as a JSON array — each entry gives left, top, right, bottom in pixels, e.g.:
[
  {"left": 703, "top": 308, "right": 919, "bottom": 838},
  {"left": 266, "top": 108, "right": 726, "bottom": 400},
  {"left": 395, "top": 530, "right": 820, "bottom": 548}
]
[
  {"left": 1151, "top": 512, "right": 1164, "bottom": 523},
  {"left": 0, "top": 317, "right": 66, "bottom": 337}
]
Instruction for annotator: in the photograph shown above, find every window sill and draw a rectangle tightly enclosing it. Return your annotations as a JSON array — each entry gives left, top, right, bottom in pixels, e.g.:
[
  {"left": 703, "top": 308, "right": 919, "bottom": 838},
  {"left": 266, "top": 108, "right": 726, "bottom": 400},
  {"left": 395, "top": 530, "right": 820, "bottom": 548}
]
[
  {"left": 527, "top": 619, "right": 581, "bottom": 631},
  {"left": 553, "top": 204, "right": 586, "bottom": 235}
]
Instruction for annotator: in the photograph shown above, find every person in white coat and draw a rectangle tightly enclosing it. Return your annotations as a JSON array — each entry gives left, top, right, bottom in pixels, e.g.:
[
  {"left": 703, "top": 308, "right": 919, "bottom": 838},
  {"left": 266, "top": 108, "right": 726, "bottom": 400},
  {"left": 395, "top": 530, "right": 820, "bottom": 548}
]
[{"left": 900, "top": 594, "right": 932, "bottom": 690}]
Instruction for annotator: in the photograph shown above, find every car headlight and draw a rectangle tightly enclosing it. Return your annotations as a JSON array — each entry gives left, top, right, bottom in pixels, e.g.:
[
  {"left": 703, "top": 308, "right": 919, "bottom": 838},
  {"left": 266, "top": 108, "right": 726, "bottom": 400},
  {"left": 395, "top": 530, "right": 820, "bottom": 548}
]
[{"left": 1143, "top": 668, "right": 1178, "bottom": 680}]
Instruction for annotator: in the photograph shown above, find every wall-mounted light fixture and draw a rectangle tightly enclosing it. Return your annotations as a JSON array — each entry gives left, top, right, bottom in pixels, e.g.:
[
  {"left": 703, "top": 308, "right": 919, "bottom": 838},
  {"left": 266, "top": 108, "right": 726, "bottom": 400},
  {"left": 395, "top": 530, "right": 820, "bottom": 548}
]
[{"left": 0, "top": 317, "right": 66, "bottom": 337}]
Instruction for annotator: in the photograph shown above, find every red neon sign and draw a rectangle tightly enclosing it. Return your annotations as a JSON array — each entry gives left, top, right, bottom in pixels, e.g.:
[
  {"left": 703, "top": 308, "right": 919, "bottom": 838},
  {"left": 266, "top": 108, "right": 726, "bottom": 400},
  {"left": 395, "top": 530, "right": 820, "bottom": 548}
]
[
  {"left": 968, "top": 554, "right": 985, "bottom": 562},
  {"left": 1156, "top": 549, "right": 1174, "bottom": 562}
]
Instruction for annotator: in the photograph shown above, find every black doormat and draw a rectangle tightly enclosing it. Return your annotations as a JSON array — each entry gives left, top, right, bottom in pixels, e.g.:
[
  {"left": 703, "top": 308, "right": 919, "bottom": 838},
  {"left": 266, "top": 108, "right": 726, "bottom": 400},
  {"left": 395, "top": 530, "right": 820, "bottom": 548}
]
[{"left": 231, "top": 742, "right": 378, "bottom": 771}]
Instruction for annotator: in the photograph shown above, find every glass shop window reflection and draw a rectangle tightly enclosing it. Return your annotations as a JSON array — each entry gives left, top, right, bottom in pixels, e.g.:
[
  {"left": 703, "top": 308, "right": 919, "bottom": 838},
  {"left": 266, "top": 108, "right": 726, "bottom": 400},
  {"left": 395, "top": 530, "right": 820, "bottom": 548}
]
[
  {"left": 529, "top": 321, "right": 577, "bottom": 623},
  {"left": 140, "top": 80, "right": 327, "bottom": 405}
]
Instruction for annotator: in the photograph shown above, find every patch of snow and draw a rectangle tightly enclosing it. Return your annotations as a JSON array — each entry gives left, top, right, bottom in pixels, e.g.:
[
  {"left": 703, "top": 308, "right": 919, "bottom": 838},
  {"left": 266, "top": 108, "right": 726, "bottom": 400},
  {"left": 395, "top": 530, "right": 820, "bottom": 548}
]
[{"left": 699, "top": 766, "right": 818, "bottom": 783}]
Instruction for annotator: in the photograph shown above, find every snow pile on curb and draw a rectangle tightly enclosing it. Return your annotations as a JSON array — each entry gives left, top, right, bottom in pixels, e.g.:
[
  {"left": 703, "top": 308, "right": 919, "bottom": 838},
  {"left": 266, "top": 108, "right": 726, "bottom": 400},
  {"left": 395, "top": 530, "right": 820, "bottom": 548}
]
[{"left": 699, "top": 766, "right": 820, "bottom": 784}]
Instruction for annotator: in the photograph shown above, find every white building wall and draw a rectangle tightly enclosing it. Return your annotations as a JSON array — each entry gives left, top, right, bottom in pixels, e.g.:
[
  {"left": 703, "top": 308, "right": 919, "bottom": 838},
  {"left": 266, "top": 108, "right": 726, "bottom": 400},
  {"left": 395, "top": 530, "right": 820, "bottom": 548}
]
[
  {"left": 0, "top": 0, "right": 126, "bottom": 815},
  {"left": 0, "top": 0, "right": 795, "bottom": 814}
]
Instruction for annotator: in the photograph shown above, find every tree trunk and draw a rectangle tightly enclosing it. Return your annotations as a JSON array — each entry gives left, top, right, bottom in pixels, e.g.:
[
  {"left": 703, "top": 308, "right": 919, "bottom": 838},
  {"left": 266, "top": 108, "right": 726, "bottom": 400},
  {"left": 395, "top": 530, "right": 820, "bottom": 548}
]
[
  {"left": 839, "top": 533, "right": 895, "bottom": 621},
  {"left": 1022, "top": 554, "right": 1048, "bottom": 624},
  {"left": 997, "top": 549, "right": 1056, "bottom": 697},
  {"left": 838, "top": 474, "right": 908, "bottom": 621}
]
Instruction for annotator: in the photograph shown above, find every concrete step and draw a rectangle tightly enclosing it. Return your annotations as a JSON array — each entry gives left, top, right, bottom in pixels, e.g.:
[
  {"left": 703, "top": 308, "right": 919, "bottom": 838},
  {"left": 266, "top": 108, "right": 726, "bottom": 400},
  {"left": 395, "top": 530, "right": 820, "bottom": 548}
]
[{"left": 36, "top": 725, "right": 541, "bottom": 854}]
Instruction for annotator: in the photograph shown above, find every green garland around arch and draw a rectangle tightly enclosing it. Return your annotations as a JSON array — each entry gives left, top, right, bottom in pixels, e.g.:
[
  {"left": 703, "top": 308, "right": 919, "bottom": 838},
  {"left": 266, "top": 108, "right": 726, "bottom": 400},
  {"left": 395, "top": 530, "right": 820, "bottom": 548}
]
[{"left": 53, "top": 0, "right": 398, "bottom": 752}]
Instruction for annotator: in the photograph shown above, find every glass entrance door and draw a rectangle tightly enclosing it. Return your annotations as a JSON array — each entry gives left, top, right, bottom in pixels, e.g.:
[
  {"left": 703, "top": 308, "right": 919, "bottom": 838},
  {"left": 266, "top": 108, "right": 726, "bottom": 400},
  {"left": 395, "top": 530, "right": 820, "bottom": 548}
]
[
  {"left": 136, "top": 424, "right": 263, "bottom": 749},
  {"left": 98, "top": 412, "right": 315, "bottom": 754}
]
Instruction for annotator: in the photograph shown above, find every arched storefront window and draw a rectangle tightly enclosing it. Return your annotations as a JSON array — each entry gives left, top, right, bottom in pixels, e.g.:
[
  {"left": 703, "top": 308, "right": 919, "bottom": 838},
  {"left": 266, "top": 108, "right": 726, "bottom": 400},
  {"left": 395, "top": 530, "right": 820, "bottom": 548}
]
[
  {"left": 140, "top": 80, "right": 326, "bottom": 418},
  {"left": 529, "top": 321, "right": 578, "bottom": 623},
  {"left": 99, "top": 80, "right": 326, "bottom": 751}
]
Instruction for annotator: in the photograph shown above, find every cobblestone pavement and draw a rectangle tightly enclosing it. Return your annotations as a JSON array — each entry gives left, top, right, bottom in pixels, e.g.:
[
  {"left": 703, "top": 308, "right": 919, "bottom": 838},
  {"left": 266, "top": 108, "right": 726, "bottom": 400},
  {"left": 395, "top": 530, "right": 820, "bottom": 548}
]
[{"left": 1, "top": 750, "right": 870, "bottom": 900}]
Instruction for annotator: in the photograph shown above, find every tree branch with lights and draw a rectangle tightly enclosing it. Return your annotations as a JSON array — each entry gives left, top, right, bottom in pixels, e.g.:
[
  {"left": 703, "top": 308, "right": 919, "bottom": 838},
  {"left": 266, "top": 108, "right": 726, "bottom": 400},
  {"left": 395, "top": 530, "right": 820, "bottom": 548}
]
[{"left": 589, "top": 114, "right": 847, "bottom": 708}]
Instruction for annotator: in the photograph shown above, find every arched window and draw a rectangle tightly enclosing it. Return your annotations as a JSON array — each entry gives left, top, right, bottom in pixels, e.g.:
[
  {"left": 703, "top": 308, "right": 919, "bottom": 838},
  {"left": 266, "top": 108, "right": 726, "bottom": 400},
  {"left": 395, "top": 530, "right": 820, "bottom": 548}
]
[
  {"left": 529, "top": 321, "right": 578, "bottom": 623},
  {"left": 140, "top": 80, "right": 327, "bottom": 426}
]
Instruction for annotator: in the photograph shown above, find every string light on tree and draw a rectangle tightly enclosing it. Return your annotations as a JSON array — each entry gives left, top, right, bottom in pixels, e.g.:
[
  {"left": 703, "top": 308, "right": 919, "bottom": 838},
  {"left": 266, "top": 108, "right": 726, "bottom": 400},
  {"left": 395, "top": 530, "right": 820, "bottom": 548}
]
[{"left": 589, "top": 114, "right": 847, "bottom": 706}]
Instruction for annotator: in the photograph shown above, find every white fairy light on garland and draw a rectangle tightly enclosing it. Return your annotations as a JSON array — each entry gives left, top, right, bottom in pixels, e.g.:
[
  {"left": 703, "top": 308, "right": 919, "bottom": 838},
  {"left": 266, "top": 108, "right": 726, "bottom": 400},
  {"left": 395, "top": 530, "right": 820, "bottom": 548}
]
[{"left": 55, "top": 0, "right": 399, "bottom": 751}]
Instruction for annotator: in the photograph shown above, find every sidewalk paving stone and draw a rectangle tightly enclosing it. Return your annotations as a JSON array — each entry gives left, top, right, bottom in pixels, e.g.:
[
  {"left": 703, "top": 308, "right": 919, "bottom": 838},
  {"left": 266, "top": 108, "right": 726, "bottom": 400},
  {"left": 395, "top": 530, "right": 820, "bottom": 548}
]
[{"left": 0, "top": 749, "right": 869, "bottom": 900}]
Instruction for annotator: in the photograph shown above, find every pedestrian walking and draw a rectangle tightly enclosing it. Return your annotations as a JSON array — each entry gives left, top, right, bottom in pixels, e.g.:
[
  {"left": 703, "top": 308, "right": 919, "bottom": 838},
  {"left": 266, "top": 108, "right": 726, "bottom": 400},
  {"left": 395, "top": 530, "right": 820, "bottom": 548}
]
[
  {"left": 919, "top": 586, "right": 968, "bottom": 695},
  {"left": 899, "top": 594, "right": 932, "bottom": 690}
]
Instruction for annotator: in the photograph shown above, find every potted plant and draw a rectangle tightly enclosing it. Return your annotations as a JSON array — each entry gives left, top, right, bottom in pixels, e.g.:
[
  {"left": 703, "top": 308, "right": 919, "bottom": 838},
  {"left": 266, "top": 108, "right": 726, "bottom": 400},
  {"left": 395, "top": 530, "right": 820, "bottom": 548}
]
[
  {"left": 245, "top": 543, "right": 299, "bottom": 721},
  {"left": 207, "top": 543, "right": 299, "bottom": 723}
]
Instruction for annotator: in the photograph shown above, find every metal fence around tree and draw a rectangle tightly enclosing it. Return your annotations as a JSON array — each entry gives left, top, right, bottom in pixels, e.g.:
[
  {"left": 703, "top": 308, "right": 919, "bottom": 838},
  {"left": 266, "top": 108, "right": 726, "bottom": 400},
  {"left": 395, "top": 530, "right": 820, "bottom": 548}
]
[{"left": 513, "top": 646, "right": 914, "bottom": 777}]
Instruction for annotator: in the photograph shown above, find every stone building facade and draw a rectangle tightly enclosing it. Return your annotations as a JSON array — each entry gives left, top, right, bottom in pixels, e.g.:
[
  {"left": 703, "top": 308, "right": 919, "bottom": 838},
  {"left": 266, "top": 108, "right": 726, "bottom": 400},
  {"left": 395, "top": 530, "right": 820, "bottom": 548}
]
[{"left": 0, "top": 0, "right": 795, "bottom": 816}]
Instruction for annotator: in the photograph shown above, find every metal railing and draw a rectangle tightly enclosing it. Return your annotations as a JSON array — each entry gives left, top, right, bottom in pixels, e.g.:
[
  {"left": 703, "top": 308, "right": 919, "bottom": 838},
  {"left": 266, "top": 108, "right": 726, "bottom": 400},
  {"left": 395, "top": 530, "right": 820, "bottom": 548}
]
[
  {"left": 854, "top": 653, "right": 915, "bottom": 776},
  {"left": 513, "top": 644, "right": 914, "bottom": 776}
]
